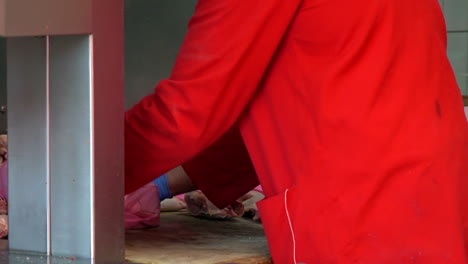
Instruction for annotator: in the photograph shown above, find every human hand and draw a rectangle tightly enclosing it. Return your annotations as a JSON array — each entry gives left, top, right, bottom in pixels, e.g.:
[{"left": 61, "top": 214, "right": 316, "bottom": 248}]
[
  {"left": 124, "top": 182, "right": 160, "bottom": 230},
  {"left": 184, "top": 191, "right": 245, "bottom": 220}
]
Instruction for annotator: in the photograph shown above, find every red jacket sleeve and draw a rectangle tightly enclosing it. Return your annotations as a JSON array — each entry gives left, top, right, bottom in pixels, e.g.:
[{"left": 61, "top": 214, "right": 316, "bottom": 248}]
[{"left": 125, "top": 0, "right": 302, "bottom": 194}]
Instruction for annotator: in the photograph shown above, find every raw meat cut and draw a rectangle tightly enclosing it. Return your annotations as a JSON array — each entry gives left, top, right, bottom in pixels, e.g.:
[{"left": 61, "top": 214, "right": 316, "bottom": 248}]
[
  {"left": 0, "top": 135, "right": 7, "bottom": 239},
  {"left": 0, "top": 215, "right": 7, "bottom": 238},
  {"left": 0, "top": 198, "right": 7, "bottom": 215},
  {"left": 0, "top": 197, "right": 7, "bottom": 238},
  {"left": 0, "top": 135, "right": 6, "bottom": 167},
  {"left": 238, "top": 190, "right": 264, "bottom": 222},
  {"left": 185, "top": 191, "right": 245, "bottom": 220},
  {"left": 184, "top": 186, "right": 265, "bottom": 221}
]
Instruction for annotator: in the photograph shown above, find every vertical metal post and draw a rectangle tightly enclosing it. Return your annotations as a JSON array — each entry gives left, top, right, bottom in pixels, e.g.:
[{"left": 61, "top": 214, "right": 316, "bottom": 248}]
[
  {"left": 7, "top": 37, "right": 49, "bottom": 253},
  {"left": 91, "top": 0, "right": 125, "bottom": 260},
  {"left": 4, "top": 0, "right": 124, "bottom": 261},
  {"left": 49, "top": 35, "right": 93, "bottom": 258}
]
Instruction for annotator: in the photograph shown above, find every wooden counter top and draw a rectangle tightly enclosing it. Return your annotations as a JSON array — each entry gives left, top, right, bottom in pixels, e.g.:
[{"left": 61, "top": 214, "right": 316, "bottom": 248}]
[{"left": 125, "top": 212, "right": 272, "bottom": 264}]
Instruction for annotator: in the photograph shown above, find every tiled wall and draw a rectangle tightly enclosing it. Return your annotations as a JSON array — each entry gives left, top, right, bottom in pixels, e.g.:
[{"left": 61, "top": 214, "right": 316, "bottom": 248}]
[{"left": 440, "top": 0, "right": 468, "bottom": 95}]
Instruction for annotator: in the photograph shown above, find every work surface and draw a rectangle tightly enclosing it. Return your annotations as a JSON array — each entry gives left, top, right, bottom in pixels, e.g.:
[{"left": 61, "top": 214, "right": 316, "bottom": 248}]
[
  {"left": 125, "top": 212, "right": 272, "bottom": 264},
  {"left": 0, "top": 212, "right": 271, "bottom": 264}
]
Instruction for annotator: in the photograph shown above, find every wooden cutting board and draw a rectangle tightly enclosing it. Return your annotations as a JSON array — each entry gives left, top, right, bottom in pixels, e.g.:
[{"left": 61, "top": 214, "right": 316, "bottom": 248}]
[{"left": 125, "top": 212, "right": 272, "bottom": 264}]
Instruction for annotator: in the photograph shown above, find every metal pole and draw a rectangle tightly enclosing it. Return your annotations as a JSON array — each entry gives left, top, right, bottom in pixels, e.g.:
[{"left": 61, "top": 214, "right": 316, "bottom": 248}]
[{"left": 3, "top": 0, "right": 124, "bottom": 261}]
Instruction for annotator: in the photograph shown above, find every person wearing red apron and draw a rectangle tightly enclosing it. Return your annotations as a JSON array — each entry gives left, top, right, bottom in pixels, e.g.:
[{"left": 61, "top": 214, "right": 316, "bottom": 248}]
[{"left": 125, "top": 0, "right": 468, "bottom": 262}]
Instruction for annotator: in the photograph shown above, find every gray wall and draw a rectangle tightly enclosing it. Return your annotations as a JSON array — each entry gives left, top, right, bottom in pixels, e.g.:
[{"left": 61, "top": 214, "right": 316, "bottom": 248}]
[
  {"left": 124, "top": 0, "right": 467, "bottom": 108},
  {"left": 441, "top": 0, "right": 468, "bottom": 96},
  {"left": 124, "top": 0, "right": 197, "bottom": 109}
]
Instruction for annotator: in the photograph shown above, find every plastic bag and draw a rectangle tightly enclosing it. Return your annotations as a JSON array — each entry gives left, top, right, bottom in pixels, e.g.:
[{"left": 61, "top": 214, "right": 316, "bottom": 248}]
[
  {"left": 124, "top": 182, "right": 160, "bottom": 230},
  {"left": 0, "top": 162, "right": 7, "bottom": 201}
]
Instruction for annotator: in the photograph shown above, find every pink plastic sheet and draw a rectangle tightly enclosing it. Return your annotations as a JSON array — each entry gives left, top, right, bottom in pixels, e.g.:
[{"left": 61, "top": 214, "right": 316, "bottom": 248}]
[
  {"left": 0, "top": 162, "right": 7, "bottom": 201},
  {"left": 124, "top": 182, "right": 160, "bottom": 230}
]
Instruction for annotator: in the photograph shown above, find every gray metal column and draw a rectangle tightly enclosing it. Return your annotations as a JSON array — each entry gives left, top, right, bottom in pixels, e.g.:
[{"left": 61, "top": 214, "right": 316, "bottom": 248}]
[
  {"left": 2, "top": 0, "right": 124, "bottom": 262},
  {"left": 7, "top": 37, "right": 48, "bottom": 254},
  {"left": 92, "top": 0, "right": 125, "bottom": 259},
  {"left": 49, "top": 35, "right": 93, "bottom": 258}
]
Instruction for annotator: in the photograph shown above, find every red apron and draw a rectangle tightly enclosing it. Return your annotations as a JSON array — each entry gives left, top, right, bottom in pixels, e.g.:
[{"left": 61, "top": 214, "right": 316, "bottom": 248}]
[{"left": 125, "top": 0, "right": 468, "bottom": 262}]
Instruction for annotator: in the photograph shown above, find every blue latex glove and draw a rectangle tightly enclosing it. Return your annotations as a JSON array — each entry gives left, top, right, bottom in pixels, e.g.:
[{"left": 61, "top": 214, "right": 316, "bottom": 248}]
[{"left": 153, "top": 174, "right": 172, "bottom": 201}]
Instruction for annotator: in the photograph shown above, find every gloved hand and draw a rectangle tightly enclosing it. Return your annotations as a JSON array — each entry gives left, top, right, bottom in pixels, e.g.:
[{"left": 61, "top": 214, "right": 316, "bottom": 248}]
[
  {"left": 153, "top": 174, "right": 172, "bottom": 201},
  {"left": 184, "top": 191, "right": 245, "bottom": 220},
  {"left": 124, "top": 182, "right": 161, "bottom": 230}
]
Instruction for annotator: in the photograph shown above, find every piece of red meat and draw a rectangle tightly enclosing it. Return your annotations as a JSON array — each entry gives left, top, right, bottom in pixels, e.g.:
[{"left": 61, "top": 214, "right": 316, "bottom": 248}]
[{"left": 184, "top": 191, "right": 245, "bottom": 220}]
